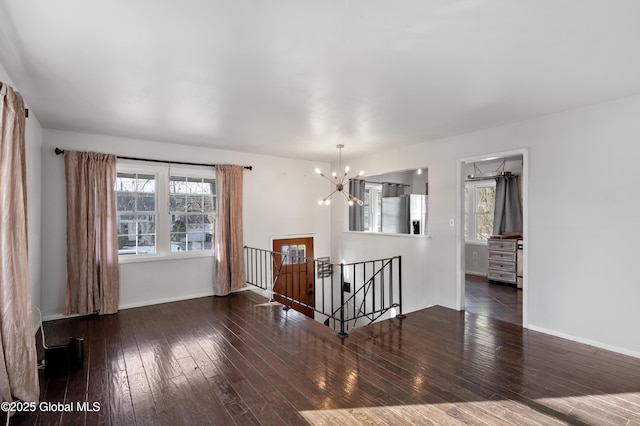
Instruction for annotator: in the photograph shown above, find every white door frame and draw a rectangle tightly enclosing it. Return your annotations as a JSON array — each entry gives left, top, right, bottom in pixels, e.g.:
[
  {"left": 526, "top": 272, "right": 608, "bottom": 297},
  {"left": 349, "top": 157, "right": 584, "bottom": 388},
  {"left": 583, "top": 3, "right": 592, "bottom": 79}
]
[{"left": 456, "top": 148, "right": 529, "bottom": 328}]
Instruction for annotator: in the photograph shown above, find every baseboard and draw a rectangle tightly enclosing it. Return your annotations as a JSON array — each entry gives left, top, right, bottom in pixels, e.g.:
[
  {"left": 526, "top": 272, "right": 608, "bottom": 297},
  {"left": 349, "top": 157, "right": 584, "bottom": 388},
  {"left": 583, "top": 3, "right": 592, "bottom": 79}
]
[
  {"left": 43, "top": 292, "right": 216, "bottom": 321},
  {"left": 528, "top": 324, "right": 640, "bottom": 360},
  {"left": 465, "top": 271, "right": 487, "bottom": 277},
  {"left": 119, "top": 287, "right": 251, "bottom": 310},
  {"left": 43, "top": 312, "right": 92, "bottom": 322},
  {"left": 118, "top": 292, "right": 214, "bottom": 310}
]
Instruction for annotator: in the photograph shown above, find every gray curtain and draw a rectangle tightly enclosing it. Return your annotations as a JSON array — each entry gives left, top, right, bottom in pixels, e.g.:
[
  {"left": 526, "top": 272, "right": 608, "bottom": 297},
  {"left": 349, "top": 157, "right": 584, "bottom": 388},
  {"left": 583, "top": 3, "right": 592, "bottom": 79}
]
[
  {"left": 0, "top": 82, "right": 39, "bottom": 404},
  {"left": 382, "top": 182, "right": 404, "bottom": 197},
  {"left": 213, "top": 165, "right": 246, "bottom": 296},
  {"left": 348, "top": 179, "right": 365, "bottom": 231},
  {"left": 64, "top": 150, "right": 120, "bottom": 315},
  {"left": 493, "top": 176, "right": 523, "bottom": 235}
]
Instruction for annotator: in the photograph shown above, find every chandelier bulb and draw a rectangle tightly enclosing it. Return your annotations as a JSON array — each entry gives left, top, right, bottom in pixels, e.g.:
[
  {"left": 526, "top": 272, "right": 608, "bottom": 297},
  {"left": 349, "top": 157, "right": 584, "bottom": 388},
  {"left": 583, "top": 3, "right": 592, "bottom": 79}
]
[
  {"left": 324, "top": 199, "right": 331, "bottom": 205},
  {"left": 315, "top": 168, "right": 322, "bottom": 174},
  {"left": 348, "top": 200, "right": 354, "bottom": 206},
  {"left": 358, "top": 170, "right": 365, "bottom": 177},
  {"left": 332, "top": 171, "right": 337, "bottom": 178},
  {"left": 344, "top": 165, "right": 350, "bottom": 173},
  {"left": 318, "top": 199, "right": 324, "bottom": 205}
]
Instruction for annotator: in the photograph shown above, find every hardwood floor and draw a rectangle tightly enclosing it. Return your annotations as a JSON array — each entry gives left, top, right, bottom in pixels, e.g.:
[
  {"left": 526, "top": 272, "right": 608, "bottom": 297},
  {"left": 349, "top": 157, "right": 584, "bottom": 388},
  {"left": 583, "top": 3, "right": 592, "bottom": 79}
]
[
  {"left": 9, "top": 290, "right": 640, "bottom": 425},
  {"left": 465, "top": 274, "right": 522, "bottom": 325}
]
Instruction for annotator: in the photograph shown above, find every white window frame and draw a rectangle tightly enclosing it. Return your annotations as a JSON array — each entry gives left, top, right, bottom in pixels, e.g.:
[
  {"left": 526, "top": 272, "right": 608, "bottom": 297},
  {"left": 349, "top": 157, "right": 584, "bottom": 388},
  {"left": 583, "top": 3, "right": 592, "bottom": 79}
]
[
  {"left": 465, "top": 180, "right": 496, "bottom": 244},
  {"left": 115, "top": 165, "right": 159, "bottom": 258},
  {"left": 116, "top": 162, "right": 216, "bottom": 264},
  {"left": 364, "top": 182, "right": 382, "bottom": 232},
  {"left": 168, "top": 170, "right": 216, "bottom": 254}
]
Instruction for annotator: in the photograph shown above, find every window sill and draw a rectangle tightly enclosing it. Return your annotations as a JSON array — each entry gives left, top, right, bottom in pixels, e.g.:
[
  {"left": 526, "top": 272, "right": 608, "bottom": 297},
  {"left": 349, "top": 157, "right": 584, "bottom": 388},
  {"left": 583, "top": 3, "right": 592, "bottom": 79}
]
[
  {"left": 344, "top": 231, "right": 430, "bottom": 239},
  {"left": 118, "top": 251, "right": 214, "bottom": 264}
]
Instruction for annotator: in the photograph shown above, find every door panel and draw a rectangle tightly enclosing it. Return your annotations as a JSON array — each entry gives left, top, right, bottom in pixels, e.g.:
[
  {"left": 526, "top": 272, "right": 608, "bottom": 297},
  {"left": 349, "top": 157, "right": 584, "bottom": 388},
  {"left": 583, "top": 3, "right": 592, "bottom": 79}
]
[{"left": 272, "top": 237, "right": 314, "bottom": 317}]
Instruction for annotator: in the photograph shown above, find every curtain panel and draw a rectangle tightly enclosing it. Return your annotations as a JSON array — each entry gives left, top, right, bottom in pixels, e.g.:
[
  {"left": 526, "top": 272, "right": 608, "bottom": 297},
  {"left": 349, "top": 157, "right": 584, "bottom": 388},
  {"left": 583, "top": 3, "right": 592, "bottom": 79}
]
[
  {"left": 0, "top": 82, "right": 39, "bottom": 404},
  {"left": 214, "top": 165, "right": 246, "bottom": 296},
  {"left": 64, "top": 151, "right": 120, "bottom": 315},
  {"left": 382, "top": 183, "right": 404, "bottom": 197},
  {"left": 493, "top": 175, "right": 523, "bottom": 235}
]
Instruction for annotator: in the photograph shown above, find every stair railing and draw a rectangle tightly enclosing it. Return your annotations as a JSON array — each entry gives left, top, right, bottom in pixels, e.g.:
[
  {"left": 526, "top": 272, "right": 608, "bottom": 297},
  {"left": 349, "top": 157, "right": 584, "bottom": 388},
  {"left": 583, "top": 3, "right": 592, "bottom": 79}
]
[{"left": 244, "top": 246, "right": 404, "bottom": 338}]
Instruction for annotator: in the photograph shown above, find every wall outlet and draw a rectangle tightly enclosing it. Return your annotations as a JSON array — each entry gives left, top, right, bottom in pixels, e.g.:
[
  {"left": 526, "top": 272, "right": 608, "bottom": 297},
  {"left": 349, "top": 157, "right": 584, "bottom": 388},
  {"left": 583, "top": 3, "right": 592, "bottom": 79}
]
[
  {"left": 472, "top": 252, "right": 478, "bottom": 259},
  {"left": 449, "top": 218, "right": 455, "bottom": 227}
]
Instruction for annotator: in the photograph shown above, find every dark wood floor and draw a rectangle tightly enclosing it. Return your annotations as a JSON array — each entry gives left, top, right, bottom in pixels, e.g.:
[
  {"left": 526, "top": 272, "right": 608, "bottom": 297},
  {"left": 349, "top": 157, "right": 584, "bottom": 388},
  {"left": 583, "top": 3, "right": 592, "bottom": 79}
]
[
  {"left": 465, "top": 274, "right": 522, "bottom": 325},
  {"left": 9, "top": 290, "right": 640, "bottom": 425}
]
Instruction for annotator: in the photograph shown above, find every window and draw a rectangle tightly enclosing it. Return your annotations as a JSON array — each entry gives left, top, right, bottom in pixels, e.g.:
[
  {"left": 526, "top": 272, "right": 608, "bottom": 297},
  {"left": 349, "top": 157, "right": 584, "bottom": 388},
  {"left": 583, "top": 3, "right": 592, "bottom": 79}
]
[
  {"left": 281, "top": 244, "right": 306, "bottom": 264},
  {"left": 465, "top": 180, "right": 496, "bottom": 242},
  {"left": 116, "top": 172, "right": 157, "bottom": 255},
  {"left": 363, "top": 183, "right": 382, "bottom": 232},
  {"left": 169, "top": 175, "right": 215, "bottom": 252},
  {"left": 115, "top": 164, "right": 215, "bottom": 259}
]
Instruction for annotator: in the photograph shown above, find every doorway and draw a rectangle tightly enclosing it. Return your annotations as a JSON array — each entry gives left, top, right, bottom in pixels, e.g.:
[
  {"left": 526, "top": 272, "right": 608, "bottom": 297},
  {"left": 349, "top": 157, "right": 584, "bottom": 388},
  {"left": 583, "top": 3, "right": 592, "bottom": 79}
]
[
  {"left": 272, "top": 237, "right": 315, "bottom": 318},
  {"left": 456, "top": 149, "right": 528, "bottom": 327}
]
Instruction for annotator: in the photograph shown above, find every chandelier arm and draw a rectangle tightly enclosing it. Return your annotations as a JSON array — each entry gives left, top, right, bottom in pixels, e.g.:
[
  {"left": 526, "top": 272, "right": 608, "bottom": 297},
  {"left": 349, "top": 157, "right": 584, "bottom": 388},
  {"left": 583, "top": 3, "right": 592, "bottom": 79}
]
[
  {"left": 324, "top": 187, "right": 340, "bottom": 200},
  {"left": 317, "top": 173, "right": 335, "bottom": 183},
  {"left": 345, "top": 192, "right": 357, "bottom": 202},
  {"left": 346, "top": 192, "right": 364, "bottom": 206}
]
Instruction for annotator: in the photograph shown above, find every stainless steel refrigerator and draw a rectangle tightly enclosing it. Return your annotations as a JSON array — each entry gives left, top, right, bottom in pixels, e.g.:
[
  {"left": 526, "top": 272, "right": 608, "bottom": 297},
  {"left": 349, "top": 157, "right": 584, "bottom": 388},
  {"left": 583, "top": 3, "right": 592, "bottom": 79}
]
[{"left": 381, "top": 194, "right": 428, "bottom": 234}]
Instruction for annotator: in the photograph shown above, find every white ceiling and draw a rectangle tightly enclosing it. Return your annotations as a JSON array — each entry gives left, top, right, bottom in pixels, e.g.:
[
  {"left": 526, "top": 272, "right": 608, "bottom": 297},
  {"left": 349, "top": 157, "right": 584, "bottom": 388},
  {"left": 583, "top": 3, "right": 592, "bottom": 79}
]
[{"left": 2, "top": 0, "right": 640, "bottom": 161}]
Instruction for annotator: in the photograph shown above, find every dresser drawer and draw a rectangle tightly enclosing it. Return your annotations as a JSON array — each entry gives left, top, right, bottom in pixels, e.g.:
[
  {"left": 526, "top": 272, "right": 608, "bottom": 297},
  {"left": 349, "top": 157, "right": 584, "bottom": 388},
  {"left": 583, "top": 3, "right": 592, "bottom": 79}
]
[
  {"left": 488, "top": 270, "right": 517, "bottom": 284},
  {"left": 488, "top": 260, "right": 516, "bottom": 272},
  {"left": 488, "top": 251, "right": 516, "bottom": 261},
  {"left": 488, "top": 240, "right": 517, "bottom": 252}
]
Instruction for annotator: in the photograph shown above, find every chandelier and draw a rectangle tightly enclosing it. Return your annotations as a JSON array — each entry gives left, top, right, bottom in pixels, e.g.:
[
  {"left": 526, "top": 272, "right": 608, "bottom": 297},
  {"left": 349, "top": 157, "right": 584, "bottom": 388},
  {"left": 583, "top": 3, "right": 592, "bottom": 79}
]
[{"left": 315, "top": 144, "right": 364, "bottom": 206}]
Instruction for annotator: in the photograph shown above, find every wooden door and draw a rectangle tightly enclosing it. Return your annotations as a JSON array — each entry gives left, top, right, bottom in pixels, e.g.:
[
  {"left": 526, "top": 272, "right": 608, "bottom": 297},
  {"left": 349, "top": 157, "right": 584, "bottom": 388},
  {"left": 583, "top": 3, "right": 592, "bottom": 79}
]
[{"left": 272, "top": 237, "right": 315, "bottom": 318}]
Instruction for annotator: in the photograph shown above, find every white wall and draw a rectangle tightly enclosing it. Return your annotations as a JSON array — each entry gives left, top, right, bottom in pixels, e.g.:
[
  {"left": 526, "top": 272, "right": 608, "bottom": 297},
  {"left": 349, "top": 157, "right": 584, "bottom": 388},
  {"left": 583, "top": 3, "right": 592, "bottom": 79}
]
[
  {"left": 411, "top": 169, "right": 429, "bottom": 195},
  {"left": 334, "top": 94, "right": 640, "bottom": 357},
  {"left": 0, "top": 63, "right": 42, "bottom": 329},
  {"left": 41, "top": 129, "right": 331, "bottom": 318},
  {"left": 465, "top": 244, "right": 488, "bottom": 276}
]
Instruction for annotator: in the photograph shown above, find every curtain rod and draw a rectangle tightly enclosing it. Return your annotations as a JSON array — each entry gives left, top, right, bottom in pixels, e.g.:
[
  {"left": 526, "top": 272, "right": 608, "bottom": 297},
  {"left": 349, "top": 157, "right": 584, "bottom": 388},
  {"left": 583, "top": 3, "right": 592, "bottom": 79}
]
[
  {"left": 466, "top": 173, "right": 519, "bottom": 182},
  {"left": 54, "top": 148, "right": 252, "bottom": 170},
  {"left": 0, "top": 81, "right": 29, "bottom": 118},
  {"left": 359, "top": 179, "right": 411, "bottom": 187}
]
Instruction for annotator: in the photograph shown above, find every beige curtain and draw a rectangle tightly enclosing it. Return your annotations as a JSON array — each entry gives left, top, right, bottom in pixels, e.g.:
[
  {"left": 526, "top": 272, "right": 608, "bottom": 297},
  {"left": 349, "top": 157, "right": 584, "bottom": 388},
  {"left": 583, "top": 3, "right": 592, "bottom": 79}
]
[
  {"left": 214, "top": 165, "right": 246, "bottom": 296},
  {"left": 0, "top": 82, "right": 39, "bottom": 403},
  {"left": 64, "top": 151, "right": 120, "bottom": 315}
]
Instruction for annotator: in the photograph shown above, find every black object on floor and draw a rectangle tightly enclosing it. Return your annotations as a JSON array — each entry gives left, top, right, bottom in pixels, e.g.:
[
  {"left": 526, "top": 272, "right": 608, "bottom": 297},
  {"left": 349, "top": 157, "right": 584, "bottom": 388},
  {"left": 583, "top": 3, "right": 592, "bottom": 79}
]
[{"left": 44, "top": 337, "right": 84, "bottom": 375}]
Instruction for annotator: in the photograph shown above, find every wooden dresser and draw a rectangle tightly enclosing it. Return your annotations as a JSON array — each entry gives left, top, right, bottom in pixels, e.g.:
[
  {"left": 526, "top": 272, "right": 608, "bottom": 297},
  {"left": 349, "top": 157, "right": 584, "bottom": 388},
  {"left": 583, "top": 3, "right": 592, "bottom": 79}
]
[{"left": 487, "top": 237, "right": 518, "bottom": 285}]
